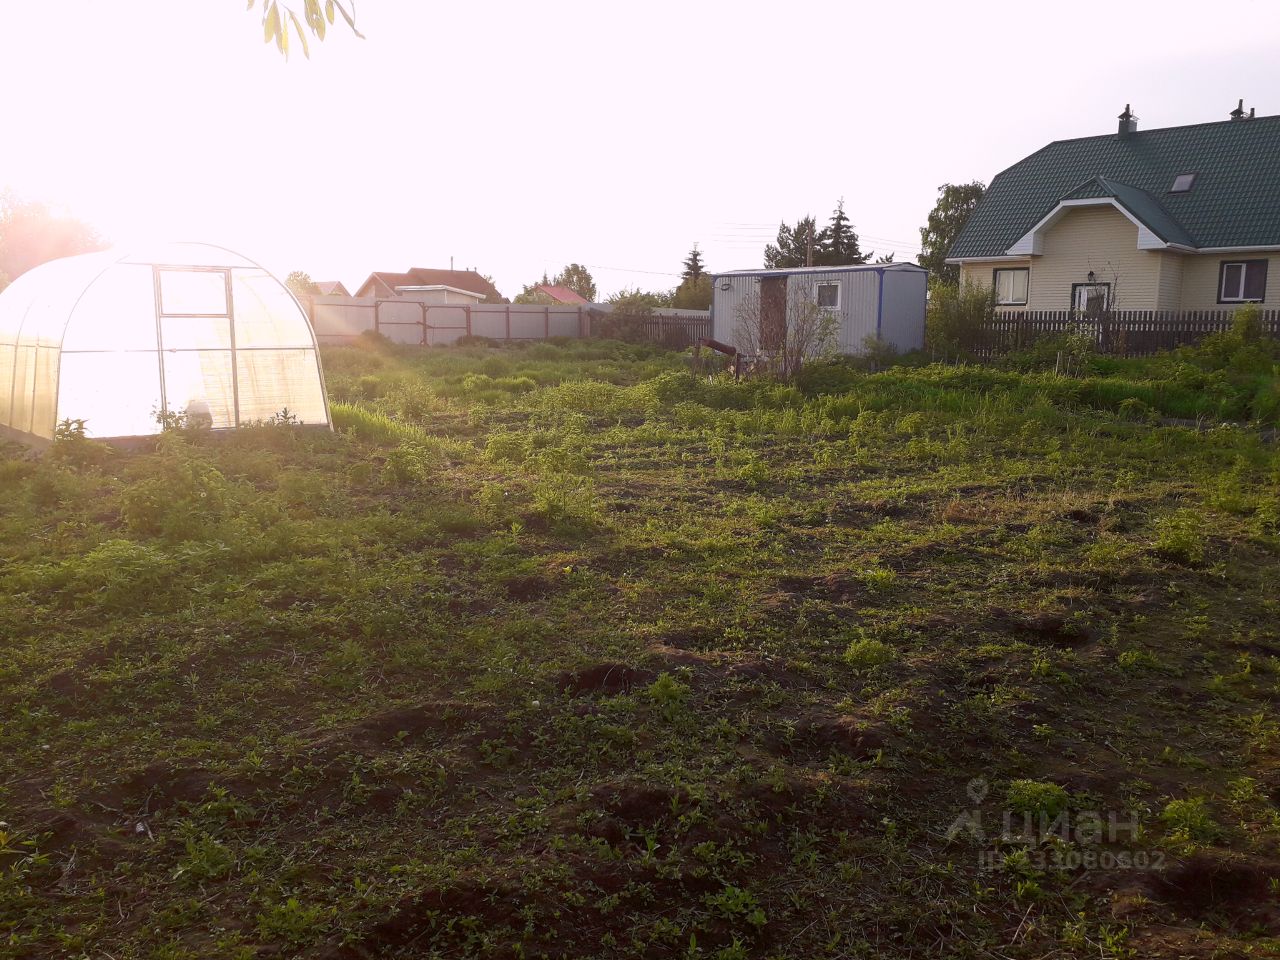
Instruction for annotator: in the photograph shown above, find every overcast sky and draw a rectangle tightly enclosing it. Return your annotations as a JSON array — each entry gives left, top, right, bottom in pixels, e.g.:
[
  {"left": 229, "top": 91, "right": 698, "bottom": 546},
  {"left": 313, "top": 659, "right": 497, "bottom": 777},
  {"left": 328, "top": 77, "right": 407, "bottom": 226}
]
[{"left": 2, "top": 1, "right": 1277, "bottom": 299}]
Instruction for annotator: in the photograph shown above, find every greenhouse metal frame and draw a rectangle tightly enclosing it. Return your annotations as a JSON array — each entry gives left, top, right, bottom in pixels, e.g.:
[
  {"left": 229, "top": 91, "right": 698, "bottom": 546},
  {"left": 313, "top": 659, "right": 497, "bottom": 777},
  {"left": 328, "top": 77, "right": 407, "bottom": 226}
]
[{"left": 0, "top": 242, "right": 332, "bottom": 445}]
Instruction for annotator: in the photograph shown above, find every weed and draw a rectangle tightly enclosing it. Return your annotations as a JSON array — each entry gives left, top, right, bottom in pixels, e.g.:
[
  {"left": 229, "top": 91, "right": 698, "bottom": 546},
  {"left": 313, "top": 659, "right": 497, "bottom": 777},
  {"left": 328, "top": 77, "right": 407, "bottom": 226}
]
[
  {"left": 1006, "top": 780, "right": 1070, "bottom": 818},
  {"left": 1159, "top": 797, "right": 1219, "bottom": 843}
]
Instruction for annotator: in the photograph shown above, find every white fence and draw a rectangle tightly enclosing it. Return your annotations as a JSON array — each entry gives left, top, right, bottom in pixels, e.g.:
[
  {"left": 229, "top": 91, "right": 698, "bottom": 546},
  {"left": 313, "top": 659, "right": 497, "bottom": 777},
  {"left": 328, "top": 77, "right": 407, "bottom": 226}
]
[{"left": 304, "top": 296, "right": 710, "bottom": 347}]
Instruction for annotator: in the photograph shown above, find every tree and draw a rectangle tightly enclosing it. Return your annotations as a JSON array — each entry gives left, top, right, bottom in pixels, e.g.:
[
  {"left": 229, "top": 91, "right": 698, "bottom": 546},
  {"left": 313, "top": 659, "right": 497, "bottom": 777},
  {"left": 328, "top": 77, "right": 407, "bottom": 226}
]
[
  {"left": 925, "top": 279, "right": 993, "bottom": 360},
  {"left": 606, "top": 287, "right": 672, "bottom": 309},
  {"left": 248, "top": 0, "right": 363, "bottom": 60},
  {"left": 671, "top": 275, "right": 712, "bottom": 310},
  {"left": 823, "top": 200, "right": 870, "bottom": 266},
  {"left": 0, "top": 192, "right": 105, "bottom": 283},
  {"left": 765, "top": 204, "right": 873, "bottom": 268},
  {"left": 875, "top": 252, "right": 896, "bottom": 264},
  {"left": 918, "top": 182, "right": 986, "bottom": 286},
  {"left": 734, "top": 276, "right": 838, "bottom": 381},
  {"left": 764, "top": 216, "right": 827, "bottom": 269},
  {"left": 285, "top": 271, "right": 319, "bottom": 296},
  {"left": 680, "top": 245, "right": 706, "bottom": 284},
  {"left": 513, "top": 272, "right": 552, "bottom": 304},
  {"left": 670, "top": 244, "right": 712, "bottom": 310},
  {"left": 553, "top": 263, "right": 597, "bottom": 302}
]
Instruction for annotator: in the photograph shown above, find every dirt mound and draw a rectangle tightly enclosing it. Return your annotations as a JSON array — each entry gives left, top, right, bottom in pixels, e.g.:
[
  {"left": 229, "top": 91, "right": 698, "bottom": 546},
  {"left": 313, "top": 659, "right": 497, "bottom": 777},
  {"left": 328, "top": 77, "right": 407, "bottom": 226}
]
[
  {"left": 556, "top": 663, "right": 653, "bottom": 697},
  {"left": 1152, "top": 852, "right": 1280, "bottom": 934},
  {"left": 991, "top": 607, "right": 1095, "bottom": 647},
  {"left": 775, "top": 715, "right": 888, "bottom": 761},
  {"left": 323, "top": 700, "right": 491, "bottom": 748},
  {"left": 118, "top": 762, "right": 221, "bottom": 812},
  {"left": 591, "top": 782, "right": 683, "bottom": 825}
]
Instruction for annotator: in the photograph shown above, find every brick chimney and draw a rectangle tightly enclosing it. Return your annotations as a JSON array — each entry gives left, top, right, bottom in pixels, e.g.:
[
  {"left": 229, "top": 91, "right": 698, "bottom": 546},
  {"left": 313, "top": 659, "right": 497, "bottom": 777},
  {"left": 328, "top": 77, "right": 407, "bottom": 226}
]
[{"left": 1117, "top": 104, "right": 1137, "bottom": 139}]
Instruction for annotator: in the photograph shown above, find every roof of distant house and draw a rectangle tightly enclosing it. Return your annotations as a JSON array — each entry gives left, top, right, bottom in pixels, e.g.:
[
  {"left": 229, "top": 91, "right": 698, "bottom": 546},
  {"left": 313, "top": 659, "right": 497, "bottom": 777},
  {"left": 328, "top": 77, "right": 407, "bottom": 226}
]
[
  {"left": 950, "top": 113, "right": 1280, "bottom": 259},
  {"left": 357, "top": 268, "right": 503, "bottom": 301},
  {"left": 313, "top": 280, "right": 349, "bottom": 296},
  {"left": 534, "top": 284, "right": 588, "bottom": 304}
]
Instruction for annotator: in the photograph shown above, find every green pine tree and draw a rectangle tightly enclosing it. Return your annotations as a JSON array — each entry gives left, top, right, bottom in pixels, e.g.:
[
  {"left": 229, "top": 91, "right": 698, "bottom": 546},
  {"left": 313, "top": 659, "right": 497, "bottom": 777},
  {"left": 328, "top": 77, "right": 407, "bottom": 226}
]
[
  {"left": 764, "top": 216, "right": 827, "bottom": 269},
  {"left": 820, "top": 199, "right": 870, "bottom": 266},
  {"left": 680, "top": 244, "right": 706, "bottom": 284}
]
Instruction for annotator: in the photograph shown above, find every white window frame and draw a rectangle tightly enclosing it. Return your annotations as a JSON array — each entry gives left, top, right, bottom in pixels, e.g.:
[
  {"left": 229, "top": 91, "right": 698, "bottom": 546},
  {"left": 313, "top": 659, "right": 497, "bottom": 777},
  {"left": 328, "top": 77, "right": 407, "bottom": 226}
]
[
  {"left": 993, "top": 268, "right": 1029, "bottom": 306},
  {"left": 815, "top": 281, "right": 840, "bottom": 310},
  {"left": 1218, "top": 260, "right": 1267, "bottom": 303}
]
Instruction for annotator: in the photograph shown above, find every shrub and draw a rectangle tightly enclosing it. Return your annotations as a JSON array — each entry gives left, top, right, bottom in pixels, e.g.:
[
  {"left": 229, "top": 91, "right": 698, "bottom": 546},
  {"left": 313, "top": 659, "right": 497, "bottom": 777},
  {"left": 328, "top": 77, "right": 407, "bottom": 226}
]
[
  {"left": 925, "top": 280, "right": 994, "bottom": 359},
  {"left": 120, "top": 444, "right": 231, "bottom": 540},
  {"left": 646, "top": 672, "right": 690, "bottom": 720},
  {"left": 382, "top": 443, "right": 435, "bottom": 485},
  {"left": 1160, "top": 797, "right": 1219, "bottom": 843},
  {"left": 1006, "top": 779, "right": 1070, "bottom": 818},
  {"left": 1232, "top": 303, "right": 1263, "bottom": 343},
  {"left": 1153, "top": 509, "right": 1207, "bottom": 565},
  {"left": 843, "top": 635, "right": 896, "bottom": 669}
]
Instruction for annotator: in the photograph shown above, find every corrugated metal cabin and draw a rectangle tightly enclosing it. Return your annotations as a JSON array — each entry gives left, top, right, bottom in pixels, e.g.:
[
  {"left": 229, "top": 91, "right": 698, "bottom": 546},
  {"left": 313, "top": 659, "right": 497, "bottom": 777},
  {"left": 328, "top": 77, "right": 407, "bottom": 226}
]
[{"left": 709, "top": 263, "right": 928, "bottom": 356}]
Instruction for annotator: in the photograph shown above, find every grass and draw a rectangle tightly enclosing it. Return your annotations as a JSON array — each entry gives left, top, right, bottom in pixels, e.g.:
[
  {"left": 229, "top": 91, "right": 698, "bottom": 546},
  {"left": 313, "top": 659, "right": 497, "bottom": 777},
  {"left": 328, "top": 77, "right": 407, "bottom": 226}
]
[{"left": 1, "top": 334, "right": 1279, "bottom": 958}]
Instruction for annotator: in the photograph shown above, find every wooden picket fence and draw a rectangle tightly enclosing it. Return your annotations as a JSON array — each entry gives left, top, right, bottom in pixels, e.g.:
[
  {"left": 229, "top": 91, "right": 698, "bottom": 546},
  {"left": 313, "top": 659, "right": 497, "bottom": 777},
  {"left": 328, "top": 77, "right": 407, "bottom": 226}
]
[
  {"left": 588, "top": 309, "right": 712, "bottom": 348},
  {"left": 974, "top": 308, "right": 1280, "bottom": 358}
]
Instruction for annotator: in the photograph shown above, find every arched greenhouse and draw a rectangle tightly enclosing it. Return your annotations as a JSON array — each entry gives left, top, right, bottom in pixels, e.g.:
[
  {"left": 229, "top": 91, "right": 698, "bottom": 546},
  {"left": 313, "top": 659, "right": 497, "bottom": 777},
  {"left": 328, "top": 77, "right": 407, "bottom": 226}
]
[{"left": 0, "top": 242, "right": 331, "bottom": 444}]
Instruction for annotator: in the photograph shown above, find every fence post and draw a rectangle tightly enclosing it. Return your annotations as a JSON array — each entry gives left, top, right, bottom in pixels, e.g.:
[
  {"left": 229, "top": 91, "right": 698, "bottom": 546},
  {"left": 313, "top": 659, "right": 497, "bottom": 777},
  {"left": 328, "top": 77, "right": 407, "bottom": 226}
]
[
  {"left": 505, "top": 303, "right": 511, "bottom": 342},
  {"left": 544, "top": 305, "right": 551, "bottom": 340},
  {"left": 465, "top": 304, "right": 472, "bottom": 339}
]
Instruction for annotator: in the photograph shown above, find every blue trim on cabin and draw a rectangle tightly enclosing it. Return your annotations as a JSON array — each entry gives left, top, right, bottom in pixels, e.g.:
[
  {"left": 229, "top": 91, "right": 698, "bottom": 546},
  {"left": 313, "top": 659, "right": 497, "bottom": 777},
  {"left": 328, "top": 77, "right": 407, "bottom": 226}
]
[{"left": 875, "top": 268, "right": 884, "bottom": 337}]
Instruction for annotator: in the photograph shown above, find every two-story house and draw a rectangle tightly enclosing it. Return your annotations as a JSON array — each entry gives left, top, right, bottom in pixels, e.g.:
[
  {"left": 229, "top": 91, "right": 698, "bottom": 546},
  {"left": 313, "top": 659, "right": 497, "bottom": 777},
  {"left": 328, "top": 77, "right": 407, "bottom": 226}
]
[{"left": 948, "top": 102, "right": 1280, "bottom": 314}]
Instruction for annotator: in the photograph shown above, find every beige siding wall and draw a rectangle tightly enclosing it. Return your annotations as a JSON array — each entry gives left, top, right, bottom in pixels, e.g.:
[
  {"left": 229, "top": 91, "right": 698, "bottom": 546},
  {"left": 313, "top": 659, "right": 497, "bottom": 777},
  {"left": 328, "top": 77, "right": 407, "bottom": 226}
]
[
  {"left": 1028, "top": 206, "right": 1162, "bottom": 310},
  {"left": 1179, "top": 253, "right": 1280, "bottom": 310},
  {"left": 1156, "top": 252, "right": 1184, "bottom": 309},
  {"left": 959, "top": 208, "right": 1186, "bottom": 310}
]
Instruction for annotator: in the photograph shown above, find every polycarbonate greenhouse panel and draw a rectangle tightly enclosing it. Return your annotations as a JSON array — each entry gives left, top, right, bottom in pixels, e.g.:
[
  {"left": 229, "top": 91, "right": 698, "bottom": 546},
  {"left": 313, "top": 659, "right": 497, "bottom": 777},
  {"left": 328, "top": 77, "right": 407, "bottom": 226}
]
[
  {"left": 56, "top": 352, "right": 163, "bottom": 438},
  {"left": 0, "top": 242, "right": 331, "bottom": 443},
  {"left": 232, "top": 271, "right": 316, "bottom": 348},
  {"left": 235, "top": 349, "right": 328, "bottom": 423},
  {"left": 59, "top": 264, "right": 158, "bottom": 352},
  {"left": 163, "top": 350, "right": 236, "bottom": 429}
]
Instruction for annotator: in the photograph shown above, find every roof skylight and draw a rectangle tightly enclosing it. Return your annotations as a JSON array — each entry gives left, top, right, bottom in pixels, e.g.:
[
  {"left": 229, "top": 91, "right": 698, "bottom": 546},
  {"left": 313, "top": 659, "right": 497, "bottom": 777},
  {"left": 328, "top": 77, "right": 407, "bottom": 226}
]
[{"left": 1169, "top": 173, "right": 1196, "bottom": 193}]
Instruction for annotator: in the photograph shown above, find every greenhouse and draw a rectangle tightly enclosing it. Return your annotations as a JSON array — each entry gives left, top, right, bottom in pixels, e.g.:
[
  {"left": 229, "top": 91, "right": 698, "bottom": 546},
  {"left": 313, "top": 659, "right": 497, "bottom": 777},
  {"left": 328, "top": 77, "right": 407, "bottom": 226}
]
[{"left": 0, "top": 242, "right": 330, "bottom": 444}]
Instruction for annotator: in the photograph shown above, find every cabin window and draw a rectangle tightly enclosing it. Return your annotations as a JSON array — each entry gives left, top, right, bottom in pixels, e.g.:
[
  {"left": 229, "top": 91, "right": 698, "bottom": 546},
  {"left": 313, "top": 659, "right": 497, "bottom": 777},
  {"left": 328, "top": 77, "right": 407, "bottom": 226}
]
[
  {"left": 816, "top": 282, "right": 840, "bottom": 309},
  {"left": 993, "top": 268, "right": 1029, "bottom": 305},
  {"left": 1218, "top": 260, "right": 1268, "bottom": 303}
]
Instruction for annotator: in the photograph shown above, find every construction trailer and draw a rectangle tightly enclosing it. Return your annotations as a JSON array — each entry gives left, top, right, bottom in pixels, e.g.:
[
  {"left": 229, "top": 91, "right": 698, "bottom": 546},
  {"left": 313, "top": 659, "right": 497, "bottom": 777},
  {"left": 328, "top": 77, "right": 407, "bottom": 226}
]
[{"left": 709, "top": 263, "right": 928, "bottom": 356}]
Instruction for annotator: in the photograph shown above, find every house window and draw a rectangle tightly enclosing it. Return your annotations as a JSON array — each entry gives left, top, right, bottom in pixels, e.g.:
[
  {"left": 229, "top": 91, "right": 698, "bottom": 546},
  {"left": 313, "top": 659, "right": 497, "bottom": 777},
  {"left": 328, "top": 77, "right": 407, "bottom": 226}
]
[
  {"left": 1169, "top": 173, "right": 1197, "bottom": 193},
  {"left": 816, "top": 282, "right": 840, "bottom": 309},
  {"left": 993, "top": 268, "right": 1029, "bottom": 305},
  {"left": 1071, "top": 282, "right": 1111, "bottom": 317},
  {"left": 1218, "top": 260, "right": 1268, "bottom": 303}
]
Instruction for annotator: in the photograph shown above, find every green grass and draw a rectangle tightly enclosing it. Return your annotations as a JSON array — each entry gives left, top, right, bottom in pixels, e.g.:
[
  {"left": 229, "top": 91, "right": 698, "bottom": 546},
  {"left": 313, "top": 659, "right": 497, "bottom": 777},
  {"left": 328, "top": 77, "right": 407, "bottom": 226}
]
[{"left": 1, "top": 336, "right": 1278, "bottom": 958}]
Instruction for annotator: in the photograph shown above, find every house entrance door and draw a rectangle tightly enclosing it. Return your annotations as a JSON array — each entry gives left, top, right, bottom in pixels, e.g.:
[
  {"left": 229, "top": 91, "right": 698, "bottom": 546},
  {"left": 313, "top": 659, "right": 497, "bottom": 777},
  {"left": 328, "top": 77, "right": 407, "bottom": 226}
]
[{"left": 760, "top": 277, "right": 787, "bottom": 352}]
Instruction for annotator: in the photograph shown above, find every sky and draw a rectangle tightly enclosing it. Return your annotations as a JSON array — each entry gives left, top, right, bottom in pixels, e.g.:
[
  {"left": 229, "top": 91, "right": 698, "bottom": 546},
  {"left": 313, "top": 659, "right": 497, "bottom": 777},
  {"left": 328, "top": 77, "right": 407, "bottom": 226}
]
[{"left": 2, "top": 0, "right": 1278, "bottom": 300}]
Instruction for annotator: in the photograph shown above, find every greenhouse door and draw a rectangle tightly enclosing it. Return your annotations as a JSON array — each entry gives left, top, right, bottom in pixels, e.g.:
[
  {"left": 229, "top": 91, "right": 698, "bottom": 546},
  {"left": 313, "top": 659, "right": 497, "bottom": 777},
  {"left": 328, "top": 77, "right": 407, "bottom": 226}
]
[{"left": 155, "top": 268, "right": 238, "bottom": 429}]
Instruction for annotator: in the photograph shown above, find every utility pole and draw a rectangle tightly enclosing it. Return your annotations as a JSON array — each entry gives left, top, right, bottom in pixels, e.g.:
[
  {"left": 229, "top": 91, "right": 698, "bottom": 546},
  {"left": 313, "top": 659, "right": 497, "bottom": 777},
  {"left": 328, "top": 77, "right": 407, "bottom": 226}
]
[{"left": 805, "top": 221, "right": 814, "bottom": 267}]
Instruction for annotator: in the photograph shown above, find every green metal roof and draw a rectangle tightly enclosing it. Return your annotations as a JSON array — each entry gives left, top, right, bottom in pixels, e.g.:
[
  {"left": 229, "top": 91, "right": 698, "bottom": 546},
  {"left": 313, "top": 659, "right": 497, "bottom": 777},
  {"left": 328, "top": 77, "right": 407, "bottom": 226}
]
[{"left": 949, "top": 115, "right": 1280, "bottom": 259}]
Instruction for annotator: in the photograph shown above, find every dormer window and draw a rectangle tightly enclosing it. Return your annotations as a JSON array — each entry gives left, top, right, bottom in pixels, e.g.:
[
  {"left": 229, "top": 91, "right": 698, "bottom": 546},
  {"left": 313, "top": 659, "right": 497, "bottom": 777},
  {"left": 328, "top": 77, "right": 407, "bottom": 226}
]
[{"left": 1169, "top": 173, "right": 1196, "bottom": 193}]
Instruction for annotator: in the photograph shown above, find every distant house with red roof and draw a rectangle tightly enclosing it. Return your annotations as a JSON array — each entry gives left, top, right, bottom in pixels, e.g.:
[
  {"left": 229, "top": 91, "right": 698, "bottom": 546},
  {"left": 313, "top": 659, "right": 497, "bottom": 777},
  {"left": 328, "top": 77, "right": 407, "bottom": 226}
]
[
  {"left": 355, "top": 268, "right": 506, "bottom": 303},
  {"left": 531, "top": 284, "right": 589, "bottom": 305},
  {"left": 313, "top": 280, "right": 350, "bottom": 297}
]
